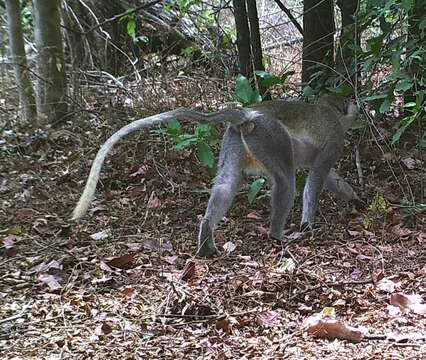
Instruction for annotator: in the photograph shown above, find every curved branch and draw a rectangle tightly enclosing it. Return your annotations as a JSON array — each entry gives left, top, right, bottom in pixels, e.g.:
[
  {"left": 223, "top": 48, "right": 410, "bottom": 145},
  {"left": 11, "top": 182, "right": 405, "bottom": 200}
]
[
  {"left": 85, "top": 0, "right": 163, "bottom": 34},
  {"left": 273, "top": 0, "right": 303, "bottom": 36}
]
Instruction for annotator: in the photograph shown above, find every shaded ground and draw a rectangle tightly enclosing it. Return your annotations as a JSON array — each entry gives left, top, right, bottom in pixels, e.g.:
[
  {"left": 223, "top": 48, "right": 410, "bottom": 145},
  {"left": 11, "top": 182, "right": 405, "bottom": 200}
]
[{"left": 1, "top": 74, "right": 425, "bottom": 359}]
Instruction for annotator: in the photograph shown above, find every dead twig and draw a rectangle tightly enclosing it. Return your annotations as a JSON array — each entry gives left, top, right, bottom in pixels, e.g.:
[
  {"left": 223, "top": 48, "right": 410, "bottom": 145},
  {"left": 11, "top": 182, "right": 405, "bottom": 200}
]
[
  {"left": 355, "top": 144, "right": 365, "bottom": 197},
  {"left": 289, "top": 277, "right": 374, "bottom": 300},
  {"left": 0, "top": 301, "right": 32, "bottom": 325}
]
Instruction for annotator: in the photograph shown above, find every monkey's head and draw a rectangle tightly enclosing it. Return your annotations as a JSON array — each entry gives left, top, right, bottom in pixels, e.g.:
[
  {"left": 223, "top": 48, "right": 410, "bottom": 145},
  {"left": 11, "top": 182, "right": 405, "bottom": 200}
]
[
  {"left": 317, "top": 94, "right": 359, "bottom": 132},
  {"left": 318, "top": 94, "right": 358, "bottom": 116}
]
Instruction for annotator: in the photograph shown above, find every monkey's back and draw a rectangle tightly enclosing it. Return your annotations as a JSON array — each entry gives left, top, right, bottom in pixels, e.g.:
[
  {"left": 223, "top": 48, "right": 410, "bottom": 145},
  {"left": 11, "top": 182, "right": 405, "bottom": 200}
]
[
  {"left": 248, "top": 100, "right": 344, "bottom": 134},
  {"left": 247, "top": 100, "right": 346, "bottom": 169}
]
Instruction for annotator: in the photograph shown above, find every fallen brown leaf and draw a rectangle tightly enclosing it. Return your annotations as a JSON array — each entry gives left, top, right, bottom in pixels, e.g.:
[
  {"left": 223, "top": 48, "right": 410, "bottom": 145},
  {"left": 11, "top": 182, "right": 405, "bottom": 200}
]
[
  {"left": 107, "top": 254, "right": 135, "bottom": 269},
  {"left": 306, "top": 318, "right": 365, "bottom": 342},
  {"left": 390, "top": 293, "right": 426, "bottom": 315},
  {"left": 391, "top": 224, "right": 414, "bottom": 238},
  {"left": 216, "top": 319, "right": 232, "bottom": 333},
  {"left": 147, "top": 193, "right": 161, "bottom": 209},
  {"left": 180, "top": 261, "right": 196, "bottom": 281},
  {"left": 95, "top": 322, "right": 112, "bottom": 335},
  {"left": 3, "top": 235, "right": 21, "bottom": 248},
  {"left": 121, "top": 287, "right": 136, "bottom": 299},
  {"left": 38, "top": 273, "right": 63, "bottom": 291},
  {"left": 257, "top": 310, "right": 281, "bottom": 327},
  {"left": 246, "top": 212, "right": 262, "bottom": 220}
]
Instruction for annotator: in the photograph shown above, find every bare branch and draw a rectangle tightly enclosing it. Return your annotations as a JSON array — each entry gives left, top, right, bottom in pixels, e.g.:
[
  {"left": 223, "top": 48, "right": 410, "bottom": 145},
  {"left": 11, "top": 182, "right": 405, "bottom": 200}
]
[{"left": 272, "top": 0, "right": 303, "bottom": 36}]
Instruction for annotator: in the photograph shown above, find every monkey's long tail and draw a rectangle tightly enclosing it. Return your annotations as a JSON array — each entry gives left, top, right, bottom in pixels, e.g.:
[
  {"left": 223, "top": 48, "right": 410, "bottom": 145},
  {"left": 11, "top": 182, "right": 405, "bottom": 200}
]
[{"left": 72, "top": 107, "right": 248, "bottom": 220}]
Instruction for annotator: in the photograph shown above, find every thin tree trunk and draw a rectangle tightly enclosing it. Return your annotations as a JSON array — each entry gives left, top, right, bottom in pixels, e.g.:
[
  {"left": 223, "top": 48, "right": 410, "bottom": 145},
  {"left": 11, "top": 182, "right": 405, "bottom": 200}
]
[
  {"left": 5, "top": 0, "right": 37, "bottom": 122},
  {"left": 405, "top": 0, "right": 422, "bottom": 106},
  {"left": 336, "top": 0, "right": 360, "bottom": 85},
  {"left": 246, "top": 0, "right": 264, "bottom": 72},
  {"left": 33, "top": 0, "right": 67, "bottom": 124},
  {"left": 302, "top": 0, "right": 335, "bottom": 86},
  {"left": 246, "top": 0, "right": 269, "bottom": 98},
  {"left": 232, "top": 0, "right": 252, "bottom": 78}
]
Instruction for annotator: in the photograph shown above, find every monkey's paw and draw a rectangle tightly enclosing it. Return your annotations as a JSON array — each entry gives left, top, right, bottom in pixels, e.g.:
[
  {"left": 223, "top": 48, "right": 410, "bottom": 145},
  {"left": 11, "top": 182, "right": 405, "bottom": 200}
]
[
  {"left": 197, "top": 243, "right": 221, "bottom": 258},
  {"left": 197, "top": 219, "right": 221, "bottom": 258}
]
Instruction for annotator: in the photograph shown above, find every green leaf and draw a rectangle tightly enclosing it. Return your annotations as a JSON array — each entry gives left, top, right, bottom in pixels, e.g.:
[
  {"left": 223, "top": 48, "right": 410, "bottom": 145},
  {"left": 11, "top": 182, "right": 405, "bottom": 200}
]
[
  {"left": 136, "top": 35, "right": 149, "bottom": 44},
  {"left": 395, "top": 80, "right": 412, "bottom": 92},
  {"left": 197, "top": 142, "right": 215, "bottom": 168},
  {"left": 234, "top": 75, "right": 254, "bottom": 105},
  {"left": 326, "top": 84, "right": 353, "bottom": 96},
  {"left": 254, "top": 70, "right": 269, "bottom": 78},
  {"left": 362, "top": 94, "right": 388, "bottom": 101},
  {"left": 195, "top": 124, "right": 208, "bottom": 137},
  {"left": 255, "top": 70, "right": 282, "bottom": 88},
  {"left": 167, "top": 119, "right": 182, "bottom": 136},
  {"left": 295, "top": 174, "right": 306, "bottom": 195},
  {"left": 367, "top": 36, "right": 383, "bottom": 56},
  {"left": 302, "top": 85, "right": 315, "bottom": 97},
  {"left": 252, "top": 90, "right": 263, "bottom": 104},
  {"left": 391, "top": 51, "right": 401, "bottom": 71},
  {"left": 403, "top": 102, "right": 417, "bottom": 108},
  {"left": 387, "top": 70, "right": 410, "bottom": 81},
  {"left": 379, "top": 97, "right": 391, "bottom": 113},
  {"left": 180, "top": 47, "right": 195, "bottom": 56},
  {"left": 174, "top": 136, "right": 197, "bottom": 150},
  {"left": 415, "top": 91, "right": 425, "bottom": 109},
  {"left": 248, "top": 178, "right": 266, "bottom": 204},
  {"left": 401, "top": 0, "right": 413, "bottom": 12},
  {"left": 391, "top": 115, "right": 416, "bottom": 144},
  {"left": 352, "top": 118, "right": 368, "bottom": 130},
  {"left": 127, "top": 19, "right": 136, "bottom": 38},
  {"left": 401, "top": 202, "right": 426, "bottom": 216}
]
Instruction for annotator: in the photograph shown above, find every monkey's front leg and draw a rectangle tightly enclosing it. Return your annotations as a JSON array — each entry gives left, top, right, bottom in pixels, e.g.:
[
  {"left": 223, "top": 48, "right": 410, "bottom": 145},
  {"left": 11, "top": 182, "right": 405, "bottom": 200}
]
[
  {"left": 197, "top": 127, "right": 244, "bottom": 258},
  {"left": 301, "top": 168, "right": 330, "bottom": 229}
]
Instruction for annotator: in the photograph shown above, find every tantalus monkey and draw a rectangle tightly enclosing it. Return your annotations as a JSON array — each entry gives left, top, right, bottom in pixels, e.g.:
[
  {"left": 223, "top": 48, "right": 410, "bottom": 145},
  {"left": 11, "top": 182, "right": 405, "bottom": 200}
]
[{"left": 72, "top": 95, "right": 360, "bottom": 257}]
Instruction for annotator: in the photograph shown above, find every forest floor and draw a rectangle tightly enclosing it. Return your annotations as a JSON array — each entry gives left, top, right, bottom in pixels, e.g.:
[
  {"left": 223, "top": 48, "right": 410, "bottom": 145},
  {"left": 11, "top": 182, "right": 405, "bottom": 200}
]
[{"left": 1, "top": 72, "right": 426, "bottom": 359}]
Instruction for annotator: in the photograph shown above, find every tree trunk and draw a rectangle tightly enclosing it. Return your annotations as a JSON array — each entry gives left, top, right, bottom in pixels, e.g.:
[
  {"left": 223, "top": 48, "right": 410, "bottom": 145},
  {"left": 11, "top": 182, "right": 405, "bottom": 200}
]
[
  {"left": 5, "top": 0, "right": 37, "bottom": 122},
  {"left": 302, "top": 0, "right": 335, "bottom": 87},
  {"left": 336, "top": 0, "right": 359, "bottom": 85},
  {"left": 246, "top": 0, "right": 269, "bottom": 98},
  {"left": 246, "top": 0, "right": 264, "bottom": 73},
  {"left": 405, "top": 0, "right": 422, "bottom": 106},
  {"left": 232, "top": 0, "right": 252, "bottom": 78},
  {"left": 33, "top": 0, "right": 67, "bottom": 124}
]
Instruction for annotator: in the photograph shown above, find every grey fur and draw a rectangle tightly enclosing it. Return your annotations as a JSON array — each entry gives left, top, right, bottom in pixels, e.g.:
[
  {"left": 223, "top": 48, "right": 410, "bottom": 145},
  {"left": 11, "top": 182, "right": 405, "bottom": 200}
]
[{"left": 72, "top": 96, "right": 359, "bottom": 258}]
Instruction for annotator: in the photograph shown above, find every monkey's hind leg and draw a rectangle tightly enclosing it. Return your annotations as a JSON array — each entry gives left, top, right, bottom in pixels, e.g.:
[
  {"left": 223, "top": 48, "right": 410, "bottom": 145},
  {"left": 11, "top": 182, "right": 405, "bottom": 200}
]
[
  {"left": 325, "top": 168, "right": 363, "bottom": 208},
  {"left": 301, "top": 152, "right": 339, "bottom": 229},
  {"left": 197, "top": 127, "right": 244, "bottom": 258},
  {"left": 242, "top": 118, "right": 296, "bottom": 242},
  {"left": 325, "top": 168, "right": 360, "bottom": 202}
]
